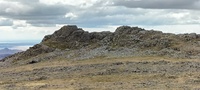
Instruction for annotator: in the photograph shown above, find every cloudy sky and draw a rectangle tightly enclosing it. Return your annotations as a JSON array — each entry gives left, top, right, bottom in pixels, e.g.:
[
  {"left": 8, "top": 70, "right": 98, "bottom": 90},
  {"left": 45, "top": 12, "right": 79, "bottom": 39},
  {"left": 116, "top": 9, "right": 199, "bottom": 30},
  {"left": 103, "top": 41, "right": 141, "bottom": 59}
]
[{"left": 1, "top": 0, "right": 200, "bottom": 41}]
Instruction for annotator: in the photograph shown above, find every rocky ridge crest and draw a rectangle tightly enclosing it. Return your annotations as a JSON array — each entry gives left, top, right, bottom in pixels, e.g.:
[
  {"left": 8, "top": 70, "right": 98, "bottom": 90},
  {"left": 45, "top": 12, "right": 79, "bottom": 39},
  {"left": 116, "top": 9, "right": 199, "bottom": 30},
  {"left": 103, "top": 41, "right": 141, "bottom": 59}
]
[{"left": 1, "top": 25, "right": 200, "bottom": 64}]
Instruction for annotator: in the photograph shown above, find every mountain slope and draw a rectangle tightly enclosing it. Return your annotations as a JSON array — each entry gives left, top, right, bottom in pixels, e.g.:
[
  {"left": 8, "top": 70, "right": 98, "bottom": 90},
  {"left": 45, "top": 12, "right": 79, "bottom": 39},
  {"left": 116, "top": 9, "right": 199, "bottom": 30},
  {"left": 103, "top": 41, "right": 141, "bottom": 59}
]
[
  {"left": 1, "top": 25, "right": 200, "bottom": 64},
  {"left": 0, "top": 25, "right": 200, "bottom": 90}
]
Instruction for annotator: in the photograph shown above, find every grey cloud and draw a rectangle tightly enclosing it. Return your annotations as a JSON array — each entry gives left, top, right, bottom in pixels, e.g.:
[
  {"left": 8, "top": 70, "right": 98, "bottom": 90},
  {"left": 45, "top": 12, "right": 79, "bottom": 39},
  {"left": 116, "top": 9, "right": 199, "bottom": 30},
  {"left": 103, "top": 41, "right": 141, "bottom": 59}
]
[
  {"left": 0, "top": 0, "right": 72, "bottom": 27},
  {"left": 0, "top": 0, "right": 176, "bottom": 27},
  {"left": 113, "top": 0, "right": 200, "bottom": 10},
  {"left": 0, "top": 0, "right": 199, "bottom": 28}
]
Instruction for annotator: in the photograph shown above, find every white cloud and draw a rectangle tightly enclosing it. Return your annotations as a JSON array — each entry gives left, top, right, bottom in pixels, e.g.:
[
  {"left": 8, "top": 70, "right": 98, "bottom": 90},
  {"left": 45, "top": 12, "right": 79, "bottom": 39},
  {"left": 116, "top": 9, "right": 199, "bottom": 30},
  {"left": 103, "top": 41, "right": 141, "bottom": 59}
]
[
  {"left": 169, "top": 12, "right": 189, "bottom": 19},
  {"left": 39, "top": 0, "right": 99, "bottom": 8},
  {"left": 0, "top": 26, "right": 59, "bottom": 41},
  {"left": 10, "top": 45, "right": 32, "bottom": 51},
  {"left": 143, "top": 25, "right": 200, "bottom": 34},
  {"left": 65, "top": 12, "right": 78, "bottom": 20},
  {"left": 12, "top": 20, "right": 27, "bottom": 28}
]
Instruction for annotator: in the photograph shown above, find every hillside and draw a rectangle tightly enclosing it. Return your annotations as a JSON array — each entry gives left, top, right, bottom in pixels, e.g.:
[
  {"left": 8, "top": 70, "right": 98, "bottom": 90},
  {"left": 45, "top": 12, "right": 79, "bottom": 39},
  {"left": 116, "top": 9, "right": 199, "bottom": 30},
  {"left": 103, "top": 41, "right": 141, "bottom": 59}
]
[
  {"left": 2, "top": 25, "right": 200, "bottom": 64},
  {"left": 0, "top": 25, "right": 200, "bottom": 90}
]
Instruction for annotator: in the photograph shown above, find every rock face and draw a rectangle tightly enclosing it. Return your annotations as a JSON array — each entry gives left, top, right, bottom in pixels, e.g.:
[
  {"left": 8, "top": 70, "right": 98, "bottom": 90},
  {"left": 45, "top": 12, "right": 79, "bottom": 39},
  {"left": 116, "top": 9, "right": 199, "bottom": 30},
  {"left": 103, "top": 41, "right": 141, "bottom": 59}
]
[
  {"left": 42, "top": 25, "right": 113, "bottom": 49},
  {"left": 41, "top": 25, "right": 174, "bottom": 50},
  {"left": 2, "top": 25, "right": 200, "bottom": 63}
]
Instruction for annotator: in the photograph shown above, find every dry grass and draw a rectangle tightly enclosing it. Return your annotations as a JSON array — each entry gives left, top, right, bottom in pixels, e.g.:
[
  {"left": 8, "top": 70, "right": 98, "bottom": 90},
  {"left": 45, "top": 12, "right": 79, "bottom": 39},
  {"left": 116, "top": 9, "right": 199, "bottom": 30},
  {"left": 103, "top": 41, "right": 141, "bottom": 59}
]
[
  {"left": 0, "top": 56, "right": 200, "bottom": 90},
  {"left": 4, "top": 72, "right": 199, "bottom": 90},
  {"left": 1, "top": 56, "right": 198, "bottom": 73}
]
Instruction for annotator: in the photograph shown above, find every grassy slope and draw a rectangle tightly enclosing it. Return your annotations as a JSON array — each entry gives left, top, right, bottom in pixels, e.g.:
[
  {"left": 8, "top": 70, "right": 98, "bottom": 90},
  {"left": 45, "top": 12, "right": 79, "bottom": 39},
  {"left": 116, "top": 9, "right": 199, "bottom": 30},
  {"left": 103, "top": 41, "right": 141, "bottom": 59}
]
[{"left": 0, "top": 56, "right": 200, "bottom": 90}]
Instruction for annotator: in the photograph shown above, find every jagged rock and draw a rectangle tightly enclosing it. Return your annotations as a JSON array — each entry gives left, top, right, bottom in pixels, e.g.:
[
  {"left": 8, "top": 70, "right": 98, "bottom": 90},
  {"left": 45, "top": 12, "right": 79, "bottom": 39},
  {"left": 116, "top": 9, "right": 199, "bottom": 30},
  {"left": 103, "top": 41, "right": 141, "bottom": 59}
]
[
  {"left": 114, "top": 26, "right": 143, "bottom": 35},
  {"left": 42, "top": 25, "right": 113, "bottom": 49}
]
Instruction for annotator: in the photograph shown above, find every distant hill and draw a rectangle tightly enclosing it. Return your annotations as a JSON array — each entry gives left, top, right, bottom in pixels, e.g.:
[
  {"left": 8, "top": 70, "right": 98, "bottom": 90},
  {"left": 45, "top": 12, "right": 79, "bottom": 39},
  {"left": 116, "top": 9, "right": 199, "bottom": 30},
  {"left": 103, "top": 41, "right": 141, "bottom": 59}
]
[
  {"left": 0, "top": 54, "right": 11, "bottom": 60},
  {"left": 0, "top": 48, "right": 22, "bottom": 60}
]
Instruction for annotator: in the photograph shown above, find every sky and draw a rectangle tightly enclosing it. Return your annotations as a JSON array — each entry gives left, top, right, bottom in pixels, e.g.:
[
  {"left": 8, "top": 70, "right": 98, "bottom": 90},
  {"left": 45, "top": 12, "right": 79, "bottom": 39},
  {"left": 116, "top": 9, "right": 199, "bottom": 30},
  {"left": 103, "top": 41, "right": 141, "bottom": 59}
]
[{"left": 1, "top": 0, "right": 200, "bottom": 41}]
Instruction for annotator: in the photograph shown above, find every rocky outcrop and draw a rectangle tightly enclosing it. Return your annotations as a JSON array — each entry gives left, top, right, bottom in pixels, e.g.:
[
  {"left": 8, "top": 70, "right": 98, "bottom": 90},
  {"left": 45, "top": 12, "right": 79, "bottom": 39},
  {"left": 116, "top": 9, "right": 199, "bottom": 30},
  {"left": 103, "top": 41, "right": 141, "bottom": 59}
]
[
  {"left": 42, "top": 25, "right": 113, "bottom": 49},
  {"left": 2, "top": 25, "right": 200, "bottom": 63},
  {"left": 41, "top": 25, "right": 178, "bottom": 50}
]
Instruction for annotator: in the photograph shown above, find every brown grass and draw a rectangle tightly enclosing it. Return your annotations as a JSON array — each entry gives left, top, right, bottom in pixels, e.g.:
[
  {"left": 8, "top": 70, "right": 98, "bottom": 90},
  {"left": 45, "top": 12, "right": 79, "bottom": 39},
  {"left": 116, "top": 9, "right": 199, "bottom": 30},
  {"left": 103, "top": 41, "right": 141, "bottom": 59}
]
[{"left": 0, "top": 56, "right": 200, "bottom": 90}]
